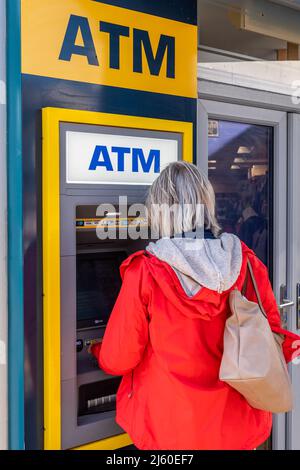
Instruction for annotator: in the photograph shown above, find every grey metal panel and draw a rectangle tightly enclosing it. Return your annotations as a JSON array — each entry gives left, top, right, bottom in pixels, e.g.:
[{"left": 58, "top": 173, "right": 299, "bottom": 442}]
[
  {"left": 61, "top": 186, "right": 150, "bottom": 198},
  {"left": 286, "top": 113, "right": 300, "bottom": 450},
  {"left": 198, "top": 79, "right": 300, "bottom": 114},
  {"left": 196, "top": 100, "right": 208, "bottom": 176},
  {"left": 271, "top": 111, "right": 288, "bottom": 452},
  {"left": 198, "top": 98, "right": 288, "bottom": 450},
  {"left": 199, "top": 99, "right": 287, "bottom": 126},
  {"left": 60, "top": 256, "right": 76, "bottom": 381},
  {"left": 60, "top": 197, "right": 77, "bottom": 257}
]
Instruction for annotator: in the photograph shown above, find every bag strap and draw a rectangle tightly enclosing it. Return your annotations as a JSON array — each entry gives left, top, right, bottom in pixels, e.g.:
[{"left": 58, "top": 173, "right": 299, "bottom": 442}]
[
  {"left": 241, "top": 266, "right": 248, "bottom": 296},
  {"left": 242, "top": 259, "right": 268, "bottom": 319}
]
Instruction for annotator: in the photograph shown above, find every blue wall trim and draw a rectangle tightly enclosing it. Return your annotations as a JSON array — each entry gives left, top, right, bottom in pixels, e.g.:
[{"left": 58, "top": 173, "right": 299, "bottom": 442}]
[
  {"left": 22, "top": 74, "right": 196, "bottom": 122},
  {"left": 6, "top": 0, "right": 24, "bottom": 450},
  {"left": 92, "top": 0, "right": 197, "bottom": 24}
]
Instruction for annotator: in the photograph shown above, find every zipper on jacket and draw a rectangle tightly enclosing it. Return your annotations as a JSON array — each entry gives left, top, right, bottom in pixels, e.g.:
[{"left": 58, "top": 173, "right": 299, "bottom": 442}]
[{"left": 128, "top": 370, "right": 134, "bottom": 398}]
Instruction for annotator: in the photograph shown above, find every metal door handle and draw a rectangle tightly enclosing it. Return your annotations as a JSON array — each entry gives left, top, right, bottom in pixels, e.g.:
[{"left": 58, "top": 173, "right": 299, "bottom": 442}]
[
  {"left": 296, "top": 284, "right": 300, "bottom": 329},
  {"left": 279, "top": 285, "right": 294, "bottom": 329},
  {"left": 279, "top": 299, "right": 295, "bottom": 309}
]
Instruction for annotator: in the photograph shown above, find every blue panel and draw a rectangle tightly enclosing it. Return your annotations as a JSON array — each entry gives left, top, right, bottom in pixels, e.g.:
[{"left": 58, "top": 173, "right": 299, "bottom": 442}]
[
  {"left": 22, "top": 74, "right": 196, "bottom": 121},
  {"left": 92, "top": 0, "right": 197, "bottom": 24},
  {"left": 6, "top": 0, "right": 24, "bottom": 450}
]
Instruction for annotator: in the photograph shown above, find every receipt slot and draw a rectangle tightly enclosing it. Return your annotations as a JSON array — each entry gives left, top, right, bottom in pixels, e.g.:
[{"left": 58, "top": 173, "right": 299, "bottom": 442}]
[{"left": 42, "top": 108, "right": 192, "bottom": 449}]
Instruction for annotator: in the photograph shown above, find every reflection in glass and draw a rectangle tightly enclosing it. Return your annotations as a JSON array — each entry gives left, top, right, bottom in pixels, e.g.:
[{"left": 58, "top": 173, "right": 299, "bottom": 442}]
[{"left": 208, "top": 120, "right": 273, "bottom": 267}]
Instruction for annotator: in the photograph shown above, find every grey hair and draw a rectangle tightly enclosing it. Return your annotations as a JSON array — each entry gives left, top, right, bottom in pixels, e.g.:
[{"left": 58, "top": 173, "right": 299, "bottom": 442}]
[{"left": 146, "top": 161, "right": 221, "bottom": 238}]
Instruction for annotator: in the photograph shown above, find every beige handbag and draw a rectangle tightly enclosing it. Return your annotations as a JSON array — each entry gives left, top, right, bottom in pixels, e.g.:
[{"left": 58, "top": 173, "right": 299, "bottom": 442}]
[{"left": 219, "top": 259, "right": 293, "bottom": 413}]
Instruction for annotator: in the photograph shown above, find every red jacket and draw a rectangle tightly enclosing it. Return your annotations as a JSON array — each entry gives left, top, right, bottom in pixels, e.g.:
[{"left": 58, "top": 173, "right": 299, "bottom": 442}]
[{"left": 92, "top": 242, "right": 300, "bottom": 450}]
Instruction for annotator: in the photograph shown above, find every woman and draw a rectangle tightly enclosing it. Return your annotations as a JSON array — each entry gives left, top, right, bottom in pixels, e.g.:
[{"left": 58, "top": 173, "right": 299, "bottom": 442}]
[{"left": 92, "top": 161, "right": 299, "bottom": 450}]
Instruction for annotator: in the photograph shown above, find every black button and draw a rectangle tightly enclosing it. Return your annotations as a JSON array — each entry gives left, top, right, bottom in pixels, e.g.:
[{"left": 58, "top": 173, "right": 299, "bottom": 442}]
[{"left": 76, "top": 339, "right": 83, "bottom": 353}]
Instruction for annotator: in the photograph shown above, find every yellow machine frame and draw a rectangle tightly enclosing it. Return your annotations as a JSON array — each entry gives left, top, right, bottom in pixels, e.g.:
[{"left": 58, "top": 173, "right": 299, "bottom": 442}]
[{"left": 42, "top": 107, "right": 193, "bottom": 450}]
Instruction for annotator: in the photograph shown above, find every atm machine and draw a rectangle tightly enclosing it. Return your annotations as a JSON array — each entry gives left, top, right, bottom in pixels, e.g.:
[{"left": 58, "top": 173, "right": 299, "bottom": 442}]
[
  {"left": 42, "top": 108, "right": 192, "bottom": 449},
  {"left": 61, "top": 202, "right": 147, "bottom": 449}
]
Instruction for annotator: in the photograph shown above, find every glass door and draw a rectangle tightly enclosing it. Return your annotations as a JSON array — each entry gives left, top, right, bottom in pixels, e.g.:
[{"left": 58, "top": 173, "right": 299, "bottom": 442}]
[{"left": 197, "top": 99, "right": 289, "bottom": 449}]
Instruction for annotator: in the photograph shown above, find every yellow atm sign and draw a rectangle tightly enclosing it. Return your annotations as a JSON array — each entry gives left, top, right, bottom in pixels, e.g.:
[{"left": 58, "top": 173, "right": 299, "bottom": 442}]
[{"left": 21, "top": 0, "right": 197, "bottom": 98}]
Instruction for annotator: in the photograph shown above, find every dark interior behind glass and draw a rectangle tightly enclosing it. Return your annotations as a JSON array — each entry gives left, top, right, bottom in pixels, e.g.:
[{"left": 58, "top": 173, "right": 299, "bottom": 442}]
[{"left": 208, "top": 119, "right": 273, "bottom": 272}]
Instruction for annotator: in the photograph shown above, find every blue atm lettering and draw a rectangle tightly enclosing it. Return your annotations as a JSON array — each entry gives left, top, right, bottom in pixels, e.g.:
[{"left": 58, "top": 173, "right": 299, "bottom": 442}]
[
  {"left": 59, "top": 15, "right": 175, "bottom": 78},
  {"left": 89, "top": 146, "right": 161, "bottom": 173}
]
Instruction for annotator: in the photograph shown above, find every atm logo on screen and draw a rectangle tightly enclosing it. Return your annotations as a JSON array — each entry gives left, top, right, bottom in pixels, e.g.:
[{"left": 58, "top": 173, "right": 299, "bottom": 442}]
[
  {"left": 65, "top": 129, "right": 178, "bottom": 185},
  {"left": 89, "top": 146, "right": 160, "bottom": 174}
]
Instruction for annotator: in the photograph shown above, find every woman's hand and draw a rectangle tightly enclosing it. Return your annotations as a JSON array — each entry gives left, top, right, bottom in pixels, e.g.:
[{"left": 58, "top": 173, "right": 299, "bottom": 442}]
[{"left": 87, "top": 339, "right": 102, "bottom": 355}]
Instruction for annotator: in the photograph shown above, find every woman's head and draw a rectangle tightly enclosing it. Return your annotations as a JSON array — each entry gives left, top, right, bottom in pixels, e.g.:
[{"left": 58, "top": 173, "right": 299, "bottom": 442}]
[{"left": 146, "top": 161, "right": 220, "bottom": 238}]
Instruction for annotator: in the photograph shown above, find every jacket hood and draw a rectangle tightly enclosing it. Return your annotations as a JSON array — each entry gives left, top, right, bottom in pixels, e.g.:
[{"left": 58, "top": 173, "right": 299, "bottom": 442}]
[{"left": 146, "top": 233, "right": 242, "bottom": 296}]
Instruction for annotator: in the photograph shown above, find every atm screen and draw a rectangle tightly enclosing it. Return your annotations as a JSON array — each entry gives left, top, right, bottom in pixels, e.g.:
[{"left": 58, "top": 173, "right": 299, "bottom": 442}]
[{"left": 76, "top": 251, "right": 127, "bottom": 329}]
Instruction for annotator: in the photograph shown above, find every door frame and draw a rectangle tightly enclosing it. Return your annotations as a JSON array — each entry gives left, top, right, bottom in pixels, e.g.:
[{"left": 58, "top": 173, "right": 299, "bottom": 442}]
[
  {"left": 286, "top": 113, "right": 300, "bottom": 450},
  {"left": 197, "top": 98, "right": 288, "bottom": 450}
]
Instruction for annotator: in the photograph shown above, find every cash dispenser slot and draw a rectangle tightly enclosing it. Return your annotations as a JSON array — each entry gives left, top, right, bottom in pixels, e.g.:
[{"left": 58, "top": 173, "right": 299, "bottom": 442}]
[{"left": 78, "top": 377, "right": 121, "bottom": 416}]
